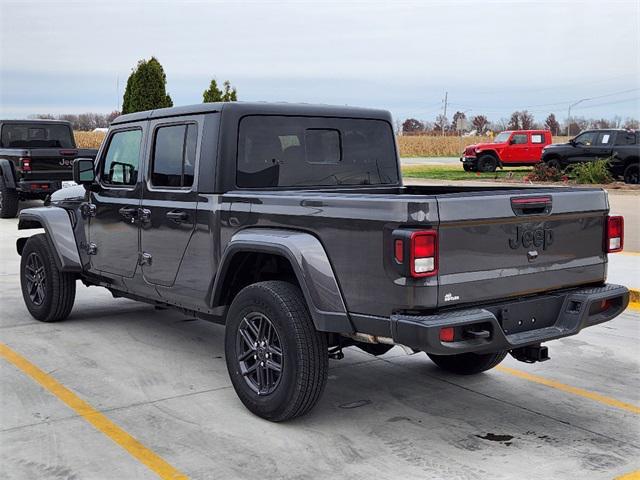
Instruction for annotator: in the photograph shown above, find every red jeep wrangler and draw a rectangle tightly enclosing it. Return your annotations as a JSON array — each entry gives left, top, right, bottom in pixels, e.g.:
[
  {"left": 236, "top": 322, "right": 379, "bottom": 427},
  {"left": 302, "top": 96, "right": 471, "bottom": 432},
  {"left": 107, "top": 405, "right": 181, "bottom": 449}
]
[{"left": 461, "top": 130, "right": 552, "bottom": 172}]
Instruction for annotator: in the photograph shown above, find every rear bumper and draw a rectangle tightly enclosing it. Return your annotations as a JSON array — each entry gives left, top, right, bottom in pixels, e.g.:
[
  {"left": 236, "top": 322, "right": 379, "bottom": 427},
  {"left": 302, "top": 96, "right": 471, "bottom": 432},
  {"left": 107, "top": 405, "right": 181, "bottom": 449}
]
[
  {"left": 17, "top": 180, "right": 63, "bottom": 194},
  {"left": 388, "top": 284, "right": 629, "bottom": 355}
]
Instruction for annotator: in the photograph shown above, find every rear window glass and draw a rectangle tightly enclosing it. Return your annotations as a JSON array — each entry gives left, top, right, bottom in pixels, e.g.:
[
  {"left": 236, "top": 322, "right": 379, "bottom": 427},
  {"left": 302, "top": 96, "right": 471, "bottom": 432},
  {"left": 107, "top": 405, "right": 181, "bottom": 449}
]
[
  {"left": 1, "top": 123, "right": 74, "bottom": 148},
  {"left": 237, "top": 116, "right": 398, "bottom": 187},
  {"left": 531, "top": 134, "right": 544, "bottom": 144}
]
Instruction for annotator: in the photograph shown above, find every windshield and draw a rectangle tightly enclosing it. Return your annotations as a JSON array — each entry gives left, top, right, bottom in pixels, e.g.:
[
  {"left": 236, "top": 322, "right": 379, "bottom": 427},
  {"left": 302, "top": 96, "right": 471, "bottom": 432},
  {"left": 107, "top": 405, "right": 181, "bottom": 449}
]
[
  {"left": 237, "top": 115, "right": 399, "bottom": 188},
  {"left": 493, "top": 132, "right": 511, "bottom": 143},
  {"left": 1, "top": 123, "right": 74, "bottom": 148}
]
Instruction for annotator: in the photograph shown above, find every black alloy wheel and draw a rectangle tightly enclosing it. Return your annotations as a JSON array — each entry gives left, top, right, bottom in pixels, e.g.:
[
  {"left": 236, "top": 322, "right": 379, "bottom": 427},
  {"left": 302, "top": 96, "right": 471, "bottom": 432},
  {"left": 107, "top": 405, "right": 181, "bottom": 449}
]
[
  {"left": 24, "top": 252, "right": 47, "bottom": 306},
  {"left": 236, "top": 312, "right": 284, "bottom": 396}
]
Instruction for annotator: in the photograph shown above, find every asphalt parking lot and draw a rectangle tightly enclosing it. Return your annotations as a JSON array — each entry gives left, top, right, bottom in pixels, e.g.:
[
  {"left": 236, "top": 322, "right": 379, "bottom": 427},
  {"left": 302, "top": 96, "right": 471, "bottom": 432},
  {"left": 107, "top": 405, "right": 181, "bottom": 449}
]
[{"left": 1, "top": 208, "right": 639, "bottom": 479}]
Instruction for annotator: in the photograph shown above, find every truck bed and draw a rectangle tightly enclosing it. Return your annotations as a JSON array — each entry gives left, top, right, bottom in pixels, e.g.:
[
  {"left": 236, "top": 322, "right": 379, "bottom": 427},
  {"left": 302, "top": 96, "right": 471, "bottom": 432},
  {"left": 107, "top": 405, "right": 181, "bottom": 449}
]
[{"left": 223, "top": 185, "right": 608, "bottom": 319}]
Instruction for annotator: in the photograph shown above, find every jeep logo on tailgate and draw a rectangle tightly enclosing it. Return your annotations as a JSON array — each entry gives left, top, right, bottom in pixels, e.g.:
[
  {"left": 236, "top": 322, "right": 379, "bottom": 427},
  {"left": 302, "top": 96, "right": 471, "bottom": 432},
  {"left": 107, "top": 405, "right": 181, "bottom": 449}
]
[{"left": 509, "top": 225, "right": 553, "bottom": 250}]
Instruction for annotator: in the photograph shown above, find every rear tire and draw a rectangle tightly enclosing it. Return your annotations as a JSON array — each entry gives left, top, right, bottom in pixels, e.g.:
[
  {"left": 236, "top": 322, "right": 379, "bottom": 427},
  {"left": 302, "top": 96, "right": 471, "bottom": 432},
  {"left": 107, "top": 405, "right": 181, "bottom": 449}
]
[
  {"left": 623, "top": 163, "right": 639, "bottom": 184},
  {"left": 477, "top": 155, "right": 498, "bottom": 172},
  {"left": 20, "top": 234, "right": 76, "bottom": 322},
  {"left": 427, "top": 350, "right": 507, "bottom": 375},
  {"left": 0, "top": 176, "right": 19, "bottom": 218},
  {"left": 224, "top": 281, "right": 328, "bottom": 421}
]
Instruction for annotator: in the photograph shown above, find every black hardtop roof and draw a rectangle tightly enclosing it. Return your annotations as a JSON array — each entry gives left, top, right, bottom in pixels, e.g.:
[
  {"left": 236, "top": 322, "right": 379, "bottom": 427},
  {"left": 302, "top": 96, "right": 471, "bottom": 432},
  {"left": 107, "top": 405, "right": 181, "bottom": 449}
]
[
  {"left": 580, "top": 128, "right": 636, "bottom": 133},
  {"left": 0, "top": 119, "right": 72, "bottom": 126},
  {"left": 111, "top": 102, "right": 392, "bottom": 125}
]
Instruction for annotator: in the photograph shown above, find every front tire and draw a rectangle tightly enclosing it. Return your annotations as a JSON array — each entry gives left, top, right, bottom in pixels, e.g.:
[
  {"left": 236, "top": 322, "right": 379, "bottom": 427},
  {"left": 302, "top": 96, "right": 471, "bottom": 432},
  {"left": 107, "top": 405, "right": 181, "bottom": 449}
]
[
  {"left": 427, "top": 350, "right": 507, "bottom": 375},
  {"left": 0, "top": 176, "right": 19, "bottom": 218},
  {"left": 477, "top": 154, "right": 498, "bottom": 172},
  {"left": 623, "top": 163, "right": 639, "bottom": 184},
  {"left": 20, "top": 234, "right": 76, "bottom": 322},
  {"left": 224, "top": 281, "right": 328, "bottom": 421},
  {"left": 545, "top": 158, "right": 563, "bottom": 171}
]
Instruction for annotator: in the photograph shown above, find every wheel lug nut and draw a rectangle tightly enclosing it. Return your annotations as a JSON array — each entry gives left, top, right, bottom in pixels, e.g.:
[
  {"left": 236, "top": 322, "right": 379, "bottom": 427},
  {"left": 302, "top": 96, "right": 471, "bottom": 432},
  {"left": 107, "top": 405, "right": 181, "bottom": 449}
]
[
  {"left": 253, "top": 355, "right": 257, "bottom": 360},
  {"left": 260, "top": 361, "right": 264, "bottom": 366}
]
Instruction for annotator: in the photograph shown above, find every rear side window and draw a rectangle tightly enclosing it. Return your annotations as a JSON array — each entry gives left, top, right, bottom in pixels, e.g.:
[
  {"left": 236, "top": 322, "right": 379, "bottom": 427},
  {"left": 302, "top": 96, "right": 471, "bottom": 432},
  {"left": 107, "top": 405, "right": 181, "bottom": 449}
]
[
  {"left": 531, "top": 133, "right": 544, "bottom": 144},
  {"left": 511, "top": 134, "right": 527, "bottom": 144},
  {"left": 101, "top": 129, "right": 142, "bottom": 186},
  {"left": 596, "top": 132, "right": 612, "bottom": 145},
  {"left": 615, "top": 132, "right": 636, "bottom": 145},
  {"left": 237, "top": 116, "right": 398, "bottom": 187},
  {"left": 151, "top": 124, "right": 197, "bottom": 188},
  {"left": 1, "top": 123, "right": 74, "bottom": 148}
]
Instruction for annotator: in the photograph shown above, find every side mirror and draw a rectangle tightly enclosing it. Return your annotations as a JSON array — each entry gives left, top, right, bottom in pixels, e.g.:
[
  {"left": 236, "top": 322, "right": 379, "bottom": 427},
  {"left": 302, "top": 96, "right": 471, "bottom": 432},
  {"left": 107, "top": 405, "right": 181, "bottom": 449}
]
[
  {"left": 509, "top": 138, "right": 516, "bottom": 145},
  {"left": 569, "top": 138, "right": 576, "bottom": 146},
  {"left": 73, "top": 158, "right": 95, "bottom": 185}
]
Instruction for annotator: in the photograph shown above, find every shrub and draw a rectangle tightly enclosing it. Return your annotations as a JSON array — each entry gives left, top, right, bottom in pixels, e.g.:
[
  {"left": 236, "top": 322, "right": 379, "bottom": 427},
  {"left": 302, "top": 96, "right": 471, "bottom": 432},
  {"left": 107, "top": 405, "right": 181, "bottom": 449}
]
[
  {"left": 569, "top": 158, "right": 613, "bottom": 184},
  {"left": 523, "top": 163, "right": 565, "bottom": 182}
]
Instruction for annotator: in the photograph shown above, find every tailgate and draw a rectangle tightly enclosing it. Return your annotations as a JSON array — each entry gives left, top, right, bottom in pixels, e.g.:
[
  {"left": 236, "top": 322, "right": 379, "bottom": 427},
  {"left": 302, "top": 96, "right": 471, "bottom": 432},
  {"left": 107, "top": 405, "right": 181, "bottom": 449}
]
[
  {"left": 436, "top": 189, "right": 608, "bottom": 308},
  {"left": 26, "top": 149, "right": 89, "bottom": 181}
]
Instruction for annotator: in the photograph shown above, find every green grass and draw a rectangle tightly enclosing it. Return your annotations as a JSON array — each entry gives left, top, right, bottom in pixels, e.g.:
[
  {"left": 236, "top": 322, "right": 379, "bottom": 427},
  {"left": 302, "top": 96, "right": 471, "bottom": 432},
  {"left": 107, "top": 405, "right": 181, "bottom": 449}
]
[{"left": 401, "top": 165, "right": 531, "bottom": 181}]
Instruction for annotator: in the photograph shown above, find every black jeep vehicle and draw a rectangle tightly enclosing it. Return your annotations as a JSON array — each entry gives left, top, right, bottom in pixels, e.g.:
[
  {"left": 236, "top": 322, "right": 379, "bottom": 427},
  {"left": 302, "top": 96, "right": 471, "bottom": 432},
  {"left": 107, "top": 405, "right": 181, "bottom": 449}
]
[
  {"left": 541, "top": 129, "right": 640, "bottom": 184},
  {"left": 0, "top": 120, "right": 98, "bottom": 217},
  {"left": 16, "top": 103, "right": 629, "bottom": 421}
]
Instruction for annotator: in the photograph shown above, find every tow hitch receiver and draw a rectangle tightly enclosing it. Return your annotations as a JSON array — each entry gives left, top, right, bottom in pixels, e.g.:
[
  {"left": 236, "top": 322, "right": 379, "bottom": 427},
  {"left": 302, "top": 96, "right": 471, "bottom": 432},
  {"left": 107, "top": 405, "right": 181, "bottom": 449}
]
[{"left": 511, "top": 344, "right": 550, "bottom": 363}]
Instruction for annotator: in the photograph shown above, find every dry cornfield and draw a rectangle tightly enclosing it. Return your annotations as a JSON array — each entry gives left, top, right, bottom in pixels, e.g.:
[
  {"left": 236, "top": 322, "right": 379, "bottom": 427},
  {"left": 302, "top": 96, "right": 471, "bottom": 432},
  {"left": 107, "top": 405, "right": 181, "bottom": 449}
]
[
  {"left": 74, "top": 131, "right": 106, "bottom": 149},
  {"left": 74, "top": 130, "right": 570, "bottom": 157}
]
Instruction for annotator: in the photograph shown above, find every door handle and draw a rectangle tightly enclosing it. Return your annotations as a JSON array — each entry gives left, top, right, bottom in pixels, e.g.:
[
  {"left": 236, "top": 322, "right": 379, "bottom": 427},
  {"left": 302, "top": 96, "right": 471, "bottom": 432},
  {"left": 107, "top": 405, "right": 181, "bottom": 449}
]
[
  {"left": 166, "top": 210, "right": 188, "bottom": 223},
  {"left": 118, "top": 207, "right": 137, "bottom": 222}
]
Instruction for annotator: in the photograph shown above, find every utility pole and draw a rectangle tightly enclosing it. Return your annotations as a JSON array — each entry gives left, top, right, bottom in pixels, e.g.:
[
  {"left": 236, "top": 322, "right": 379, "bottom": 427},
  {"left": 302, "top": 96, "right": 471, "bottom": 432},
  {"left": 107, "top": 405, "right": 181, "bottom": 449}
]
[
  {"left": 442, "top": 91, "right": 448, "bottom": 137},
  {"left": 567, "top": 98, "right": 590, "bottom": 136}
]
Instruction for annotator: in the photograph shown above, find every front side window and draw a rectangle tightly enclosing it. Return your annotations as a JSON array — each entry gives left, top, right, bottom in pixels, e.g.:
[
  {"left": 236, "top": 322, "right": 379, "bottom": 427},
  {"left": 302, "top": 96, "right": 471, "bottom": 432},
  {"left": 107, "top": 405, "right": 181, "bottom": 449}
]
[
  {"left": 237, "top": 116, "right": 398, "bottom": 188},
  {"left": 574, "top": 131, "right": 597, "bottom": 146},
  {"left": 101, "top": 129, "right": 142, "bottom": 186},
  {"left": 511, "top": 134, "right": 528, "bottom": 145},
  {"left": 151, "top": 124, "right": 197, "bottom": 188}
]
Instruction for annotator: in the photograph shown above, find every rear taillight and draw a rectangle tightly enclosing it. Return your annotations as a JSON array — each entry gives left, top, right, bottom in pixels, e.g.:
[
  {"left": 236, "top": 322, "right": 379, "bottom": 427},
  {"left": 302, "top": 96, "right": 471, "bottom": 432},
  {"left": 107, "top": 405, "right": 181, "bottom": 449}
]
[
  {"left": 439, "top": 327, "right": 455, "bottom": 342},
  {"left": 19, "top": 157, "right": 31, "bottom": 172},
  {"left": 410, "top": 231, "right": 438, "bottom": 277},
  {"left": 606, "top": 215, "right": 624, "bottom": 253}
]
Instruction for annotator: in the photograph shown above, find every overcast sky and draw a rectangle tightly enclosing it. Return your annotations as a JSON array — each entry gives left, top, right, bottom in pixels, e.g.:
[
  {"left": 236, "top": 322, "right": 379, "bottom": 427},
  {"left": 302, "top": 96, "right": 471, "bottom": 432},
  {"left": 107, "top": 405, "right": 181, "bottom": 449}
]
[{"left": 1, "top": 0, "right": 638, "bottom": 124}]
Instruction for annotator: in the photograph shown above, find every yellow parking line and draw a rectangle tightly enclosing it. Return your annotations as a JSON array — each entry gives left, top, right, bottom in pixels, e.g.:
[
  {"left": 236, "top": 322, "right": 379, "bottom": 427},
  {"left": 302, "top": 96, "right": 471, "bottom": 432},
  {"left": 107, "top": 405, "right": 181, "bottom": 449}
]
[
  {"left": 496, "top": 365, "right": 640, "bottom": 415},
  {"left": 616, "top": 470, "right": 640, "bottom": 480},
  {"left": 0, "top": 342, "right": 188, "bottom": 480},
  {"left": 629, "top": 302, "right": 640, "bottom": 312}
]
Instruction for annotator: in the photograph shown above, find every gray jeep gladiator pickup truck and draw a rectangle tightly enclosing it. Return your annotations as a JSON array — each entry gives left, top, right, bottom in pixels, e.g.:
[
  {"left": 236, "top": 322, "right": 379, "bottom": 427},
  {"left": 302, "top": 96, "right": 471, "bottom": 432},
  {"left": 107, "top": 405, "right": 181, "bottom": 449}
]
[
  {"left": 16, "top": 103, "right": 629, "bottom": 421},
  {"left": 0, "top": 120, "right": 98, "bottom": 218}
]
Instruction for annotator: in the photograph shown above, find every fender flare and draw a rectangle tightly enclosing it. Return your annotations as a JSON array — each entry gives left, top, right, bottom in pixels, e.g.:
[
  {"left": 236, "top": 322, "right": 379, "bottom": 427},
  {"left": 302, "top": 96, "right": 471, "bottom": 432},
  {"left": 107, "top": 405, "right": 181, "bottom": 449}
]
[
  {"left": 213, "top": 228, "right": 353, "bottom": 334},
  {"left": 17, "top": 207, "right": 82, "bottom": 272},
  {"left": 0, "top": 159, "right": 17, "bottom": 188}
]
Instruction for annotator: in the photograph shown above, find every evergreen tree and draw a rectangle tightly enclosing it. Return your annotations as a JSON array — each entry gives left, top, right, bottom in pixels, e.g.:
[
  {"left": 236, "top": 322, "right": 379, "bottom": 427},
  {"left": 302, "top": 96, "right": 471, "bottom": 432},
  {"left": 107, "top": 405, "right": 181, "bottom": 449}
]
[
  {"left": 203, "top": 79, "right": 238, "bottom": 103},
  {"left": 203, "top": 79, "right": 223, "bottom": 103},
  {"left": 222, "top": 80, "right": 238, "bottom": 101},
  {"left": 121, "top": 57, "right": 173, "bottom": 114}
]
